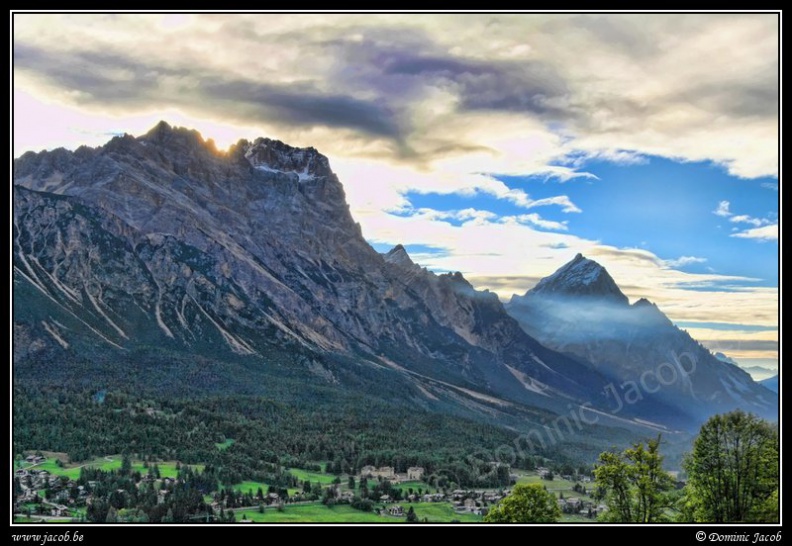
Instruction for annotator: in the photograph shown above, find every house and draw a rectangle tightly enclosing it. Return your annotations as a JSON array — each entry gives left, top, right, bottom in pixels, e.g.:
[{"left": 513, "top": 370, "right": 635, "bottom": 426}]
[
  {"left": 407, "top": 467, "right": 424, "bottom": 481},
  {"left": 463, "top": 498, "right": 477, "bottom": 511},
  {"left": 484, "top": 493, "right": 502, "bottom": 503},
  {"left": 379, "top": 495, "right": 392, "bottom": 503},
  {"left": 361, "top": 466, "right": 396, "bottom": 480},
  {"left": 51, "top": 506, "right": 68, "bottom": 517},
  {"left": 387, "top": 505, "right": 404, "bottom": 516}
]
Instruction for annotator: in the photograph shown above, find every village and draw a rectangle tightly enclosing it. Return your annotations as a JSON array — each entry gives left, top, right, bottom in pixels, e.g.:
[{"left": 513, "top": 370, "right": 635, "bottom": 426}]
[{"left": 13, "top": 454, "right": 608, "bottom": 523}]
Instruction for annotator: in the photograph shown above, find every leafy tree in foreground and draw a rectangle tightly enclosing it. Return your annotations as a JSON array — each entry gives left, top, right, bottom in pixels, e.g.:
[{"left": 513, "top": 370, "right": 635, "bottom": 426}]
[
  {"left": 483, "top": 483, "right": 560, "bottom": 523},
  {"left": 681, "top": 411, "right": 778, "bottom": 523},
  {"left": 594, "top": 435, "right": 673, "bottom": 522}
]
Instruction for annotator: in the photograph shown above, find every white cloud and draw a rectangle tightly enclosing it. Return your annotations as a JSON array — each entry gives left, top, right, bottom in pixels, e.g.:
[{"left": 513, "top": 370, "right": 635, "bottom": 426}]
[
  {"left": 505, "top": 213, "right": 568, "bottom": 231},
  {"left": 665, "top": 256, "right": 707, "bottom": 268},
  {"left": 713, "top": 200, "right": 732, "bottom": 217},
  {"left": 712, "top": 200, "right": 776, "bottom": 241},
  {"left": 730, "top": 224, "right": 778, "bottom": 241},
  {"left": 729, "top": 214, "right": 771, "bottom": 227}
]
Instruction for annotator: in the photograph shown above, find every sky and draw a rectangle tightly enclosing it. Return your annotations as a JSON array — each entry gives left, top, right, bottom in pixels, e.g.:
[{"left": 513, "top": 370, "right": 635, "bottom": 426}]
[{"left": 11, "top": 12, "right": 779, "bottom": 374}]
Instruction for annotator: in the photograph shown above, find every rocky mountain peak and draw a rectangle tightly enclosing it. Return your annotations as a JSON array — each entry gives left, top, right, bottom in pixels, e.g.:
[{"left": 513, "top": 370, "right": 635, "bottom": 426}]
[
  {"left": 383, "top": 244, "right": 418, "bottom": 269},
  {"left": 528, "top": 253, "right": 628, "bottom": 304},
  {"left": 139, "top": 120, "right": 206, "bottom": 149},
  {"left": 631, "top": 297, "right": 672, "bottom": 326},
  {"left": 243, "top": 137, "right": 333, "bottom": 179}
]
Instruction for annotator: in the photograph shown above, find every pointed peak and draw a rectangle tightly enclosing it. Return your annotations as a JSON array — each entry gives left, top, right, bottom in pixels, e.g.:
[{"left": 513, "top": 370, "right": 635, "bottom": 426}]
[
  {"left": 387, "top": 244, "right": 406, "bottom": 255},
  {"left": 142, "top": 120, "right": 174, "bottom": 140},
  {"left": 153, "top": 119, "right": 172, "bottom": 132},
  {"left": 139, "top": 120, "right": 205, "bottom": 148},
  {"left": 383, "top": 244, "right": 419, "bottom": 270},
  {"left": 631, "top": 297, "right": 673, "bottom": 325},
  {"left": 528, "top": 254, "right": 628, "bottom": 304}
]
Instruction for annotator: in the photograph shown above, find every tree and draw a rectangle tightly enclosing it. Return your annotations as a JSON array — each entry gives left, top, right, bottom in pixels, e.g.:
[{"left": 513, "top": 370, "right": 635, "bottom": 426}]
[
  {"left": 682, "top": 411, "right": 778, "bottom": 523},
  {"left": 483, "top": 483, "right": 561, "bottom": 523},
  {"left": 594, "top": 435, "right": 673, "bottom": 522},
  {"left": 406, "top": 505, "right": 418, "bottom": 523},
  {"left": 120, "top": 453, "right": 132, "bottom": 476}
]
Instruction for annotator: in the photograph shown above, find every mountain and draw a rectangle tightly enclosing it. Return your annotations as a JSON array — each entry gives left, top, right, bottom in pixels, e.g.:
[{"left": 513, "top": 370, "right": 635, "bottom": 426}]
[
  {"left": 15, "top": 122, "right": 664, "bottom": 450},
  {"left": 760, "top": 375, "right": 778, "bottom": 393},
  {"left": 713, "top": 352, "right": 739, "bottom": 366},
  {"left": 529, "top": 253, "right": 628, "bottom": 304},
  {"left": 506, "top": 254, "right": 777, "bottom": 428},
  {"left": 15, "top": 122, "right": 772, "bottom": 449}
]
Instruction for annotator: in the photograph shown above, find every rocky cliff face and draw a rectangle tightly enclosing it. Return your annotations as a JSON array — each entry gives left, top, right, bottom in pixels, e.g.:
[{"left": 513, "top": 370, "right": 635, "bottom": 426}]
[{"left": 506, "top": 255, "right": 777, "bottom": 425}]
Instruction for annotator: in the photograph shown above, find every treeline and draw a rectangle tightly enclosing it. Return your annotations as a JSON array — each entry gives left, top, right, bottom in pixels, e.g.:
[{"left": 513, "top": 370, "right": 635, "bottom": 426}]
[{"left": 13, "top": 383, "right": 548, "bottom": 488}]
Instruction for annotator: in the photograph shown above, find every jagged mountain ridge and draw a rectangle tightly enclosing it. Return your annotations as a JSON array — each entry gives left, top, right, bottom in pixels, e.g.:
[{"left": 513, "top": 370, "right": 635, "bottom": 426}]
[
  {"left": 506, "top": 255, "right": 777, "bottom": 425},
  {"left": 13, "top": 121, "right": 638, "bottom": 430}
]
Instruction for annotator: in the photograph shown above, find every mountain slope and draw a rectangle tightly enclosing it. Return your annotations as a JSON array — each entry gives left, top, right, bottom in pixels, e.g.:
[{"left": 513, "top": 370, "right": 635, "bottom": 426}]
[
  {"left": 506, "top": 254, "right": 777, "bottom": 427},
  {"left": 15, "top": 122, "right": 651, "bottom": 436},
  {"left": 760, "top": 375, "right": 778, "bottom": 393}
]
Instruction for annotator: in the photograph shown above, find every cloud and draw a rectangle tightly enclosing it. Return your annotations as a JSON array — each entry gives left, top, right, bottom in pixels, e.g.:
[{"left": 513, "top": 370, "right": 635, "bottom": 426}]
[
  {"left": 730, "top": 224, "right": 778, "bottom": 241},
  {"left": 713, "top": 200, "right": 732, "bottom": 217},
  {"left": 13, "top": 13, "right": 778, "bottom": 178},
  {"left": 14, "top": 42, "right": 404, "bottom": 143},
  {"left": 199, "top": 80, "right": 402, "bottom": 139},
  {"left": 665, "top": 256, "right": 707, "bottom": 268},
  {"left": 761, "top": 182, "right": 778, "bottom": 191},
  {"left": 395, "top": 207, "right": 568, "bottom": 232},
  {"left": 505, "top": 213, "right": 568, "bottom": 231},
  {"left": 729, "top": 214, "right": 771, "bottom": 227},
  {"left": 711, "top": 199, "right": 776, "bottom": 241}
]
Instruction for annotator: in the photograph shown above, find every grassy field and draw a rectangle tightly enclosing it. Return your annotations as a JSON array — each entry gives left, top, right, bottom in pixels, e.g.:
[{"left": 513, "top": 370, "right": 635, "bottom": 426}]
[
  {"left": 410, "top": 502, "right": 482, "bottom": 522},
  {"left": 232, "top": 503, "right": 385, "bottom": 523},
  {"left": 18, "top": 456, "right": 201, "bottom": 480},
  {"left": 215, "top": 439, "right": 235, "bottom": 451},
  {"left": 515, "top": 473, "right": 593, "bottom": 497},
  {"left": 389, "top": 480, "right": 436, "bottom": 494},
  {"left": 229, "top": 480, "right": 300, "bottom": 497},
  {"left": 230, "top": 502, "right": 480, "bottom": 523},
  {"left": 288, "top": 468, "right": 338, "bottom": 485}
]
